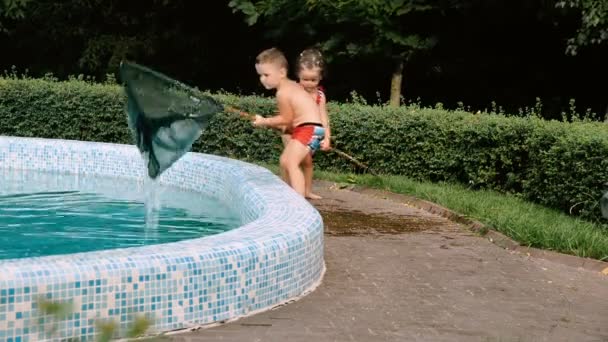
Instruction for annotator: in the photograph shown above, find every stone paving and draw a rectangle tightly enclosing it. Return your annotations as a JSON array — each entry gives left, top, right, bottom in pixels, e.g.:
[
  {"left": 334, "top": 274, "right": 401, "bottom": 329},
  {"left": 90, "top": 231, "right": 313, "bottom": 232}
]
[{"left": 169, "top": 181, "right": 608, "bottom": 342}]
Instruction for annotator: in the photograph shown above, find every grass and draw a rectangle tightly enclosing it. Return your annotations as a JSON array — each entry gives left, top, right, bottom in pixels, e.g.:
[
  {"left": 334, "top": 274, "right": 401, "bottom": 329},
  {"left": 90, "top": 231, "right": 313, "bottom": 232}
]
[{"left": 259, "top": 163, "right": 608, "bottom": 261}]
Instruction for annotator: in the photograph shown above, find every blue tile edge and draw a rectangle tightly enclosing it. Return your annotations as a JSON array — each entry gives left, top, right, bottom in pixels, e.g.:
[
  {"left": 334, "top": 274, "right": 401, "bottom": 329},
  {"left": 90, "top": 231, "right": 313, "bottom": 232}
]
[{"left": 0, "top": 136, "right": 325, "bottom": 341}]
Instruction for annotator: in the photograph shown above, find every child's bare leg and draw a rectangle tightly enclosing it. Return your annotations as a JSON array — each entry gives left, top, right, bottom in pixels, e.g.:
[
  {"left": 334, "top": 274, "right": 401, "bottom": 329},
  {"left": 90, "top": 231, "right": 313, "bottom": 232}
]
[
  {"left": 302, "top": 154, "right": 321, "bottom": 199},
  {"left": 280, "top": 134, "right": 291, "bottom": 185},
  {"left": 279, "top": 140, "right": 311, "bottom": 197}
]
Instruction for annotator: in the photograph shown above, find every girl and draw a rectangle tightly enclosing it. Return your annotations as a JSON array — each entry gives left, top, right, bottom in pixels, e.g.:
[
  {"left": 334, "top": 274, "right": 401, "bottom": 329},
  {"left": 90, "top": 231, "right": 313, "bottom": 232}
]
[{"left": 281, "top": 48, "right": 331, "bottom": 199}]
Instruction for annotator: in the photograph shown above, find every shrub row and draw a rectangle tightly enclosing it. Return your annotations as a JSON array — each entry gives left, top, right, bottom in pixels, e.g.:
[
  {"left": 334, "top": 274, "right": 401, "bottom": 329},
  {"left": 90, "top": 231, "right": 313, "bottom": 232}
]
[{"left": 1, "top": 77, "right": 608, "bottom": 221}]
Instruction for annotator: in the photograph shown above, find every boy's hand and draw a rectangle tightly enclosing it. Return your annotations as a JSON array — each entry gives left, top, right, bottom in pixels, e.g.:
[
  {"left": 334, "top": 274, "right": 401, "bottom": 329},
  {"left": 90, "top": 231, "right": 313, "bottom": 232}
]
[
  {"left": 320, "top": 138, "right": 331, "bottom": 151},
  {"left": 252, "top": 114, "right": 265, "bottom": 127}
]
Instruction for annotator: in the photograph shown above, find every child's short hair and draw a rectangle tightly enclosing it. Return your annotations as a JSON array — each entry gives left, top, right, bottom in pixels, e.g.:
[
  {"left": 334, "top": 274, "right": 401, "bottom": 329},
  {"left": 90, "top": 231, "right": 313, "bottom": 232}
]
[
  {"left": 256, "top": 48, "right": 288, "bottom": 70},
  {"left": 296, "top": 48, "right": 326, "bottom": 77}
]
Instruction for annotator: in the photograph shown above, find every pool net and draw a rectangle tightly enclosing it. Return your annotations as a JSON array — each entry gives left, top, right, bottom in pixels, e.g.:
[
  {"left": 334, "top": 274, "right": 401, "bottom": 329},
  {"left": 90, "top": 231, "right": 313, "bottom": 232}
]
[{"left": 119, "top": 61, "right": 223, "bottom": 179}]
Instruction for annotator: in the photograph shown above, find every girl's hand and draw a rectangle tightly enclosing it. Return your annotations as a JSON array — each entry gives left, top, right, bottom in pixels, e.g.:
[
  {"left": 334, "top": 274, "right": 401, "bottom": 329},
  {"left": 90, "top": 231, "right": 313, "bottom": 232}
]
[{"left": 320, "top": 138, "right": 331, "bottom": 151}]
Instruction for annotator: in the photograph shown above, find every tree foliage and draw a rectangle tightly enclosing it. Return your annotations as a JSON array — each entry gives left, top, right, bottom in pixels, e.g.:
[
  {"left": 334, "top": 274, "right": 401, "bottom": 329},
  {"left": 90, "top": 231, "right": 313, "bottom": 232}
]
[
  {"left": 0, "top": 0, "right": 30, "bottom": 18},
  {"left": 1, "top": 0, "right": 233, "bottom": 78},
  {"left": 20, "top": 0, "right": 175, "bottom": 74},
  {"left": 229, "top": 0, "right": 457, "bottom": 106},
  {"left": 0, "top": 0, "right": 30, "bottom": 30},
  {"left": 303, "top": 0, "right": 439, "bottom": 60},
  {"left": 557, "top": 0, "right": 608, "bottom": 55}
]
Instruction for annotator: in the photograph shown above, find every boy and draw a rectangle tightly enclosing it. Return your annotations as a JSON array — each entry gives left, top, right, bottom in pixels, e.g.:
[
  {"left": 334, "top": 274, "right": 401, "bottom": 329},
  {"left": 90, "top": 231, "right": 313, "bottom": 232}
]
[{"left": 252, "top": 48, "right": 325, "bottom": 198}]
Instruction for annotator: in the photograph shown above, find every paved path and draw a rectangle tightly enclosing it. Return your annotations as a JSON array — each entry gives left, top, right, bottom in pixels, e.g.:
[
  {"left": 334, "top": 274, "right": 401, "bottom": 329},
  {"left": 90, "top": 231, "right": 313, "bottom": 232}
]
[{"left": 170, "top": 181, "right": 608, "bottom": 342}]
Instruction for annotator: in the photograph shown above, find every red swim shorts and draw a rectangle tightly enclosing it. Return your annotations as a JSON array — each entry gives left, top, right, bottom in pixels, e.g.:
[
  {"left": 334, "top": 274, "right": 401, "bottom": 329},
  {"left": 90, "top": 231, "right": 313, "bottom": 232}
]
[{"left": 291, "top": 123, "right": 325, "bottom": 154}]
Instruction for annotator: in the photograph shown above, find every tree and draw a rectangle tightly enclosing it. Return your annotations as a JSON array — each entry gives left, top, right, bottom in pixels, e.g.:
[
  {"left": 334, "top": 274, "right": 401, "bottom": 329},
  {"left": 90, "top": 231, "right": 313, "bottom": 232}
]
[
  {"left": 1, "top": 0, "right": 162, "bottom": 75},
  {"left": 557, "top": 0, "right": 608, "bottom": 55},
  {"left": 0, "top": 0, "right": 31, "bottom": 31},
  {"left": 229, "top": 0, "right": 457, "bottom": 106},
  {"left": 0, "top": 0, "right": 30, "bottom": 18},
  {"left": 1, "top": 0, "right": 207, "bottom": 78}
]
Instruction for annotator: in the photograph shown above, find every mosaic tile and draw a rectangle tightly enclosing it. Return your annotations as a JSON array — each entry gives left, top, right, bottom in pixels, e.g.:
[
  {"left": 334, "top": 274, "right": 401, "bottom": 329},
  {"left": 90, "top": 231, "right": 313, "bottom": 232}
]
[{"left": 0, "top": 136, "right": 325, "bottom": 341}]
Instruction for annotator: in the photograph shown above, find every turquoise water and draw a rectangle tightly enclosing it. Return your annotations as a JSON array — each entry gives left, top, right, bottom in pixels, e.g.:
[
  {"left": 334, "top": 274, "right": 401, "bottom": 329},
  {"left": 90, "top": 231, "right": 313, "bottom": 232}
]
[{"left": 0, "top": 169, "right": 241, "bottom": 260}]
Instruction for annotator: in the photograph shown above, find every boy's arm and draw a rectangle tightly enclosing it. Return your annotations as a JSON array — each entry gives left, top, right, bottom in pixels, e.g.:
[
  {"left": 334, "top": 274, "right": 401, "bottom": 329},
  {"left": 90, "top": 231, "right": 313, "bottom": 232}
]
[{"left": 253, "top": 92, "right": 293, "bottom": 128}]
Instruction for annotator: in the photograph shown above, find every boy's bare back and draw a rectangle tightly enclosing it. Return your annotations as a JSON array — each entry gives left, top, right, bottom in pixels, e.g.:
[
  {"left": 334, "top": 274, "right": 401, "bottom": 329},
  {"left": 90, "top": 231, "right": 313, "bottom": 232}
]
[{"left": 276, "top": 79, "right": 322, "bottom": 128}]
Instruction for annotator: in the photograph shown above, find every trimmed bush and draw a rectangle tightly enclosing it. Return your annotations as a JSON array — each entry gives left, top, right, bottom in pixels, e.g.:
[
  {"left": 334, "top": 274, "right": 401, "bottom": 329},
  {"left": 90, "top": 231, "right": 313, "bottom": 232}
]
[
  {"left": 1, "top": 77, "right": 608, "bottom": 222},
  {"left": 0, "top": 77, "right": 129, "bottom": 143}
]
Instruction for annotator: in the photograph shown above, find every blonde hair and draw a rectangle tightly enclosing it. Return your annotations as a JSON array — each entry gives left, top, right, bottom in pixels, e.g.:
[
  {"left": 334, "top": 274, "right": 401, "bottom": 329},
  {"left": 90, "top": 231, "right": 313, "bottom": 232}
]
[
  {"left": 296, "top": 48, "right": 325, "bottom": 76},
  {"left": 256, "top": 48, "right": 288, "bottom": 70}
]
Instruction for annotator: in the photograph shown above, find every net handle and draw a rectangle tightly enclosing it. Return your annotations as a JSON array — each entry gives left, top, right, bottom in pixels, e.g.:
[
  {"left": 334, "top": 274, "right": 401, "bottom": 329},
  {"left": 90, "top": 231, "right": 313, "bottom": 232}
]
[
  {"left": 225, "top": 106, "right": 256, "bottom": 121},
  {"left": 225, "top": 105, "right": 377, "bottom": 175}
]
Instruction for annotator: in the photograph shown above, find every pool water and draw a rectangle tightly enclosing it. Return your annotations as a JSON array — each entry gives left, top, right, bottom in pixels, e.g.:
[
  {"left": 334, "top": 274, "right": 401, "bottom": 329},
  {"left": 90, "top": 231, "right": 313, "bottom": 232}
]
[{"left": 0, "top": 169, "right": 241, "bottom": 260}]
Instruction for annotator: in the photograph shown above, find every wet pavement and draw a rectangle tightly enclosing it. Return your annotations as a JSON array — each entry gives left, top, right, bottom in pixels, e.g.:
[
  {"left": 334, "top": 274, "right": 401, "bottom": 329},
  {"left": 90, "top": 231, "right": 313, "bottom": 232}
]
[{"left": 169, "top": 181, "right": 608, "bottom": 342}]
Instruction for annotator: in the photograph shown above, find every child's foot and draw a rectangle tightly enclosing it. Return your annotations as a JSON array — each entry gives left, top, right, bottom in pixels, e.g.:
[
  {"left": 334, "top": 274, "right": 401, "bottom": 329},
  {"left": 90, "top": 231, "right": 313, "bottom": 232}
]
[{"left": 305, "top": 192, "right": 323, "bottom": 200}]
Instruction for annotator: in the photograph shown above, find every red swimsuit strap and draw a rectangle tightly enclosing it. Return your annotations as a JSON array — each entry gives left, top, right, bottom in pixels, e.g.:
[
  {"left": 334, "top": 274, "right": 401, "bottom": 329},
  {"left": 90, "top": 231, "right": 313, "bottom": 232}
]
[{"left": 316, "top": 86, "right": 325, "bottom": 105}]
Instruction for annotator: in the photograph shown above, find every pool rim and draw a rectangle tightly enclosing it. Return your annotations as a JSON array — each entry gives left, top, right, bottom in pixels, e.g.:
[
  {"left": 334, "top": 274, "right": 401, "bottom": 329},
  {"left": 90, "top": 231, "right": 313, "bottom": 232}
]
[{"left": 0, "top": 135, "right": 325, "bottom": 340}]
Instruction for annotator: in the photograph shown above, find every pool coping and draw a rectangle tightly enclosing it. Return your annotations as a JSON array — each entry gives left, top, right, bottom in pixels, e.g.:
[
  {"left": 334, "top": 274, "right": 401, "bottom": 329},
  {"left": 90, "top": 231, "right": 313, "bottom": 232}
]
[{"left": 0, "top": 136, "right": 325, "bottom": 341}]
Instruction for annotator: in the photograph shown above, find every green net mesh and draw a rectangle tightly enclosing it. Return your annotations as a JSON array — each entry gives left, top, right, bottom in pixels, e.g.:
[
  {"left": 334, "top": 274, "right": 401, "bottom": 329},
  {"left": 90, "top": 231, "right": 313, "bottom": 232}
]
[{"left": 119, "top": 61, "right": 223, "bottom": 179}]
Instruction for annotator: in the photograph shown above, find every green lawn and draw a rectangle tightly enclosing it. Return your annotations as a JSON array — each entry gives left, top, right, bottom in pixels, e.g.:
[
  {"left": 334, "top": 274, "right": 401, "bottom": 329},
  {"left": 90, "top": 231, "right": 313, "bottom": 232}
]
[{"left": 261, "top": 163, "right": 608, "bottom": 261}]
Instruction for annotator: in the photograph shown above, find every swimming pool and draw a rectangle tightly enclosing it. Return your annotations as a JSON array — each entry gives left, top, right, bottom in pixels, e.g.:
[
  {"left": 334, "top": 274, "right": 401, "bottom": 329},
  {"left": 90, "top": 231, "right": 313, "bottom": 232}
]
[
  {"left": 0, "top": 168, "right": 242, "bottom": 259},
  {"left": 0, "top": 136, "right": 325, "bottom": 341}
]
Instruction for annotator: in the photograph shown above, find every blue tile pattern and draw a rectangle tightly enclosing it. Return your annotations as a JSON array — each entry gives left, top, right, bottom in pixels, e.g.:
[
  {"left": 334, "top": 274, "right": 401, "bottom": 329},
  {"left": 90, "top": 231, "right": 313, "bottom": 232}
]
[{"left": 0, "top": 136, "right": 325, "bottom": 341}]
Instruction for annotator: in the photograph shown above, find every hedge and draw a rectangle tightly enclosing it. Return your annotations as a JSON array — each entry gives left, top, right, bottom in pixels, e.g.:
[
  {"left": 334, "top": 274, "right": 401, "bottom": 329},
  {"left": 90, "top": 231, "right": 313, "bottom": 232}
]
[{"left": 1, "top": 76, "right": 608, "bottom": 222}]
